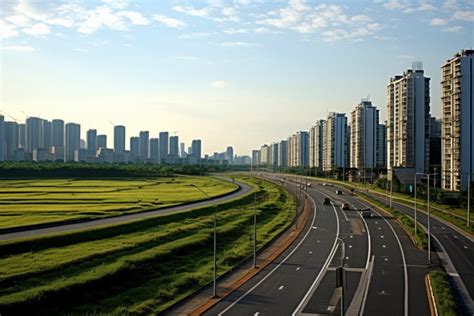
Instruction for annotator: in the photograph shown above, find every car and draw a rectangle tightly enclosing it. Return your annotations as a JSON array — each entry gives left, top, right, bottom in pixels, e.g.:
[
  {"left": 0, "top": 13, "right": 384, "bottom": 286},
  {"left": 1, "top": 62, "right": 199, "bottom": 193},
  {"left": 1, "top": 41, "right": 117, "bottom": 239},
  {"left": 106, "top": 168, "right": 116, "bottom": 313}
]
[
  {"left": 341, "top": 203, "right": 350, "bottom": 210},
  {"left": 323, "top": 197, "right": 331, "bottom": 205},
  {"left": 307, "top": 183, "right": 311, "bottom": 187},
  {"left": 322, "top": 183, "right": 327, "bottom": 186},
  {"left": 360, "top": 208, "right": 372, "bottom": 218},
  {"left": 336, "top": 190, "right": 343, "bottom": 195}
]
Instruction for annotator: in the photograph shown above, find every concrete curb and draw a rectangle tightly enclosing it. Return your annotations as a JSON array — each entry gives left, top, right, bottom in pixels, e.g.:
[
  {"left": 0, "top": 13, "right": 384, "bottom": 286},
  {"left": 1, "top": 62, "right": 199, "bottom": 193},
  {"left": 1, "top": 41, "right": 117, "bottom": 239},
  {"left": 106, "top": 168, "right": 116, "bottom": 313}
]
[{"left": 425, "top": 274, "right": 439, "bottom": 316}]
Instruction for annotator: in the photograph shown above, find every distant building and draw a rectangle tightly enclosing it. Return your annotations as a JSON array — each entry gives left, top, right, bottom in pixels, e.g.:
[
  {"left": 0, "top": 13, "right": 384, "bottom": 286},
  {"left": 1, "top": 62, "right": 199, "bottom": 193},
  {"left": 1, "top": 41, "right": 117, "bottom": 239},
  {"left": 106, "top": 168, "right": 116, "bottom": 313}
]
[
  {"left": 5, "top": 121, "right": 19, "bottom": 161},
  {"left": 51, "top": 119, "right": 64, "bottom": 161},
  {"left": 159, "top": 132, "right": 169, "bottom": 162},
  {"left": 278, "top": 140, "right": 288, "bottom": 167},
  {"left": 130, "top": 137, "right": 139, "bottom": 163},
  {"left": 191, "top": 139, "right": 202, "bottom": 159},
  {"left": 86, "top": 129, "right": 97, "bottom": 162},
  {"left": 441, "top": 50, "right": 474, "bottom": 191},
  {"left": 97, "top": 148, "right": 114, "bottom": 163},
  {"left": 323, "top": 113, "right": 348, "bottom": 171},
  {"left": 74, "top": 148, "right": 87, "bottom": 162},
  {"left": 350, "top": 100, "right": 379, "bottom": 171},
  {"left": 252, "top": 149, "right": 259, "bottom": 167},
  {"left": 19, "top": 123, "right": 26, "bottom": 149},
  {"left": 150, "top": 138, "right": 159, "bottom": 163},
  {"left": 114, "top": 125, "right": 126, "bottom": 153},
  {"left": 180, "top": 142, "right": 186, "bottom": 157},
  {"left": 65, "top": 123, "right": 80, "bottom": 162},
  {"left": 97, "top": 134, "right": 107, "bottom": 149},
  {"left": 170, "top": 136, "right": 179, "bottom": 158},
  {"left": 139, "top": 131, "right": 149, "bottom": 161},
  {"left": 226, "top": 146, "right": 234, "bottom": 164},
  {"left": 43, "top": 120, "right": 51, "bottom": 154},
  {"left": 26, "top": 117, "right": 44, "bottom": 154},
  {"left": 377, "top": 124, "right": 387, "bottom": 168},
  {"left": 0, "top": 115, "right": 5, "bottom": 161},
  {"left": 387, "top": 64, "right": 430, "bottom": 177},
  {"left": 309, "top": 120, "right": 325, "bottom": 169}
]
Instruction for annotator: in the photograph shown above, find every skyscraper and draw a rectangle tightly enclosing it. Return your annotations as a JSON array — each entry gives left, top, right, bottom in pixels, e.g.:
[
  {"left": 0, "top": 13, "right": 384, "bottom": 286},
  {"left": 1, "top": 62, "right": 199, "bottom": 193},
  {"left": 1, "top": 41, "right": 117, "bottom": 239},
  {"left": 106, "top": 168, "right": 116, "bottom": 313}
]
[
  {"left": 169, "top": 136, "right": 179, "bottom": 158},
  {"left": 150, "top": 138, "right": 159, "bottom": 163},
  {"left": 377, "top": 124, "right": 387, "bottom": 168},
  {"left": 226, "top": 146, "right": 234, "bottom": 164},
  {"left": 191, "top": 139, "right": 202, "bottom": 159},
  {"left": 0, "top": 115, "right": 4, "bottom": 161},
  {"left": 65, "top": 123, "right": 80, "bottom": 162},
  {"left": 51, "top": 119, "right": 64, "bottom": 161},
  {"left": 180, "top": 142, "right": 186, "bottom": 158},
  {"left": 130, "top": 137, "right": 140, "bottom": 163},
  {"left": 97, "top": 134, "right": 107, "bottom": 149},
  {"left": 43, "top": 120, "right": 52, "bottom": 154},
  {"left": 139, "top": 131, "right": 149, "bottom": 160},
  {"left": 114, "top": 125, "right": 126, "bottom": 153},
  {"left": 387, "top": 64, "right": 430, "bottom": 175},
  {"left": 323, "top": 113, "right": 348, "bottom": 171},
  {"left": 5, "top": 121, "right": 19, "bottom": 161},
  {"left": 159, "top": 132, "right": 169, "bottom": 162},
  {"left": 86, "top": 129, "right": 97, "bottom": 161},
  {"left": 19, "top": 123, "right": 26, "bottom": 149},
  {"left": 26, "top": 117, "right": 44, "bottom": 154},
  {"left": 278, "top": 140, "right": 288, "bottom": 167},
  {"left": 350, "top": 99, "right": 379, "bottom": 171},
  {"left": 309, "top": 120, "right": 325, "bottom": 169},
  {"left": 441, "top": 50, "right": 474, "bottom": 191}
]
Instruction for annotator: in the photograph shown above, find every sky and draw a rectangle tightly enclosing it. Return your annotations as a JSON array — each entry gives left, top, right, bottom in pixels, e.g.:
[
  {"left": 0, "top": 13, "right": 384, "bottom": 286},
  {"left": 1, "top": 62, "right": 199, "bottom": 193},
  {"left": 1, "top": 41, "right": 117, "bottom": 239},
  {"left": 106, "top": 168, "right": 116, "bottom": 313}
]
[{"left": 1, "top": 0, "right": 473, "bottom": 156}]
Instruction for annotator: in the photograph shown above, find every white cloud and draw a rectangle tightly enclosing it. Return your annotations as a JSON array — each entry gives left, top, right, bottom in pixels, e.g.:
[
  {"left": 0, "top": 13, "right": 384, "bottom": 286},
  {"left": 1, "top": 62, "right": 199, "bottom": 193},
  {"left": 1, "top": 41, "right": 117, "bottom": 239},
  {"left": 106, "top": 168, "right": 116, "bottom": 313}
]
[
  {"left": 224, "top": 28, "right": 248, "bottom": 34},
  {"left": 443, "top": 25, "right": 463, "bottom": 32},
  {"left": 23, "top": 23, "right": 50, "bottom": 36},
  {"left": 5, "top": 15, "right": 30, "bottom": 27},
  {"left": 452, "top": 11, "right": 474, "bottom": 22},
  {"left": 152, "top": 14, "right": 186, "bottom": 28},
  {"left": 178, "top": 32, "right": 211, "bottom": 39},
  {"left": 173, "top": 6, "right": 210, "bottom": 17},
  {"left": 351, "top": 15, "right": 372, "bottom": 23},
  {"left": 1, "top": 45, "right": 35, "bottom": 52},
  {"left": 176, "top": 56, "right": 199, "bottom": 61},
  {"left": 117, "top": 11, "right": 150, "bottom": 25},
  {"left": 211, "top": 80, "right": 229, "bottom": 88},
  {"left": 78, "top": 6, "right": 128, "bottom": 34},
  {"left": 384, "top": 0, "right": 405, "bottom": 10},
  {"left": 0, "top": 21, "right": 19, "bottom": 38},
  {"left": 255, "top": 27, "right": 270, "bottom": 33},
  {"left": 430, "top": 18, "right": 448, "bottom": 26},
  {"left": 218, "top": 41, "right": 257, "bottom": 47},
  {"left": 443, "top": 0, "right": 458, "bottom": 11}
]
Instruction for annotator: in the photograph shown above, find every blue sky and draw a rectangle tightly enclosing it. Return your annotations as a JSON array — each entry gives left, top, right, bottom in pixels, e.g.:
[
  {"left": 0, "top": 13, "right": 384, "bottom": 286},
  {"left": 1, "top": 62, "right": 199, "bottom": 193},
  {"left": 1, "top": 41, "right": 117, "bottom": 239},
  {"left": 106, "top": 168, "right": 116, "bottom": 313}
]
[{"left": 1, "top": 0, "right": 473, "bottom": 155}]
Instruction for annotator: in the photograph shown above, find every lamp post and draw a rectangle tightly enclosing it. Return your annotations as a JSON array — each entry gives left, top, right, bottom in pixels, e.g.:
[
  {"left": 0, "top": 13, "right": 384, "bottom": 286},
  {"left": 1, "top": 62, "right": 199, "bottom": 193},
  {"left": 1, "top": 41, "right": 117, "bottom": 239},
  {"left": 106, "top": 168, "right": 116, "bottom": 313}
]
[
  {"left": 415, "top": 172, "right": 436, "bottom": 263},
  {"left": 253, "top": 191, "right": 257, "bottom": 268},
  {"left": 336, "top": 236, "right": 348, "bottom": 316},
  {"left": 190, "top": 184, "right": 217, "bottom": 297}
]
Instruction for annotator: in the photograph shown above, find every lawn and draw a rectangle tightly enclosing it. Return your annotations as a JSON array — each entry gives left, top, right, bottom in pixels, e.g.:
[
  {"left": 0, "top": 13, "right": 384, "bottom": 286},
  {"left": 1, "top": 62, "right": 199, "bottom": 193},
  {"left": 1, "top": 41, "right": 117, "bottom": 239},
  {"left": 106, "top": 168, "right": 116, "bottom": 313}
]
[
  {"left": 0, "top": 176, "right": 237, "bottom": 229},
  {"left": 0, "top": 175, "right": 296, "bottom": 314}
]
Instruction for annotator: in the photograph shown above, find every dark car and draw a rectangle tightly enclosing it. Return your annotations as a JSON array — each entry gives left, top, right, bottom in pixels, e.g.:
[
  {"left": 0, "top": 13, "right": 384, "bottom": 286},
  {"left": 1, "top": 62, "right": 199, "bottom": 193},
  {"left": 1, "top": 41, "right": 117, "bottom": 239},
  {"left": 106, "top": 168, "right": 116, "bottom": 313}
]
[
  {"left": 336, "top": 190, "right": 343, "bottom": 195},
  {"left": 323, "top": 197, "right": 331, "bottom": 205},
  {"left": 341, "top": 203, "right": 350, "bottom": 210},
  {"left": 360, "top": 208, "right": 372, "bottom": 218}
]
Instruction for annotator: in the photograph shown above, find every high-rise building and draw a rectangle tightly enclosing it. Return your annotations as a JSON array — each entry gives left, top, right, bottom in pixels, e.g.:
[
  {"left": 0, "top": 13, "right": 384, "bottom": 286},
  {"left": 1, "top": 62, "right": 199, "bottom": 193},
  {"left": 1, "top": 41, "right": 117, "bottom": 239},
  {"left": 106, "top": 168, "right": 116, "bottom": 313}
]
[
  {"left": 86, "top": 129, "right": 97, "bottom": 161},
  {"left": 65, "top": 123, "right": 80, "bottom": 162},
  {"left": 252, "top": 149, "right": 259, "bottom": 167},
  {"left": 150, "top": 138, "right": 159, "bottom": 163},
  {"left": 377, "top": 124, "right": 387, "bottom": 168},
  {"left": 114, "top": 125, "right": 126, "bottom": 153},
  {"left": 441, "top": 50, "right": 474, "bottom": 191},
  {"left": 350, "top": 100, "right": 379, "bottom": 171},
  {"left": 159, "top": 132, "right": 169, "bottom": 162},
  {"left": 51, "top": 119, "right": 64, "bottom": 161},
  {"left": 19, "top": 123, "right": 26, "bottom": 149},
  {"left": 130, "top": 137, "right": 140, "bottom": 162},
  {"left": 43, "top": 120, "right": 51, "bottom": 153},
  {"left": 5, "top": 121, "right": 19, "bottom": 161},
  {"left": 278, "top": 140, "right": 288, "bottom": 167},
  {"left": 170, "top": 136, "right": 179, "bottom": 158},
  {"left": 387, "top": 64, "right": 430, "bottom": 176},
  {"left": 226, "top": 146, "right": 234, "bottom": 164},
  {"left": 288, "top": 132, "right": 309, "bottom": 167},
  {"left": 139, "top": 131, "right": 149, "bottom": 160},
  {"left": 323, "top": 113, "right": 348, "bottom": 171},
  {"left": 180, "top": 142, "right": 186, "bottom": 157},
  {"left": 97, "top": 134, "right": 107, "bottom": 149},
  {"left": 429, "top": 117, "right": 442, "bottom": 173},
  {"left": 26, "top": 117, "right": 44, "bottom": 154},
  {"left": 191, "top": 139, "right": 202, "bottom": 159},
  {"left": 259, "top": 144, "right": 269, "bottom": 165},
  {"left": 0, "top": 115, "right": 4, "bottom": 161},
  {"left": 309, "top": 120, "right": 325, "bottom": 169}
]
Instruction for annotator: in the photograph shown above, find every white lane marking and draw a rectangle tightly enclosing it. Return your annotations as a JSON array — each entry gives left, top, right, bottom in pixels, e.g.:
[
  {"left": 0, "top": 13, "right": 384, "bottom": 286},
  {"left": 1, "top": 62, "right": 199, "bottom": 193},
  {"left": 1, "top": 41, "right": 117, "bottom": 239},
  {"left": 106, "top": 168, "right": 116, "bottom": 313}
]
[
  {"left": 383, "top": 245, "right": 387, "bottom": 248},
  {"left": 441, "top": 227, "right": 446, "bottom": 230},
  {"left": 358, "top": 208, "right": 372, "bottom": 270},
  {"left": 349, "top": 235, "right": 354, "bottom": 239},
  {"left": 375, "top": 221, "right": 378, "bottom": 224},
  {"left": 254, "top": 313, "right": 260, "bottom": 316},
  {"left": 312, "top": 226, "right": 318, "bottom": 229},
  {"left": 296, "top": 267, "right": 301, "bottom": 271},
  {"left": 345, "top": 256, "right": 349, "bottom": 260},
  {"left": 380, "top": 235, "right": 384, "bottom": 239},
  {"left": 218, "top": 190, "right": 318, "bottom": 316},
  {"left": 292, "top": 199, "right": 340, "bottom": 316},
  {"left": 317, "top": 240, "right": 320, "bottom": 243},
  {"left": 278, "top": 285, "right": 284, "bottom": 290},
  {"left": 309, "top": 251, "right": 313, "bottom": 254},
  {"left": 340, "top": 207, "right": 350, "bottom": 222},
  {"left": 384, "top": 257, "right": 389, "bottom": 262},
  {"left": 378, "top": 227, "right": 382, "bottom": 230},
  {"left": 349, "top": 245, "right": 353, "bottom": 248},
  {"left": 454, "top": 235, "right": 458, "bottom": 239},
  {"left": 464, "top": 246, "right": 468, "bottom": 249}
]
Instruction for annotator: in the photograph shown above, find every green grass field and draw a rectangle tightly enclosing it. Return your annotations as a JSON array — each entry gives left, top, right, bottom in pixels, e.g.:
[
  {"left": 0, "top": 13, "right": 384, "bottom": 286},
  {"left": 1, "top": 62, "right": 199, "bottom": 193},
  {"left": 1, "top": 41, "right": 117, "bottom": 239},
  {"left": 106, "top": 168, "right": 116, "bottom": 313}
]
[
  {"left": 0, "top": 176, "right": 296, "bottom": 314},
  {"left": 0, "top": 177, "right": 237, "bottom": 229}
]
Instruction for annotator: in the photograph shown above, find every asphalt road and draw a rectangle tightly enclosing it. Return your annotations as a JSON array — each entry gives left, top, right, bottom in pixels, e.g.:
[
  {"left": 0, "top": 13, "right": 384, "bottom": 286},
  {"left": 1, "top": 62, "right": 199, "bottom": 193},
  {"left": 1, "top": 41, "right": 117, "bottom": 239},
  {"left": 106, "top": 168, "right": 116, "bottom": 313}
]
[
  {"left": 0, "top": 178, "right": 251, "bottom": 242},
  {"left": 365, "top": 191, "right": 474, "bottom": 314},
  {"left": 204, "top": 173, "right": 430, "bottom": 316}
]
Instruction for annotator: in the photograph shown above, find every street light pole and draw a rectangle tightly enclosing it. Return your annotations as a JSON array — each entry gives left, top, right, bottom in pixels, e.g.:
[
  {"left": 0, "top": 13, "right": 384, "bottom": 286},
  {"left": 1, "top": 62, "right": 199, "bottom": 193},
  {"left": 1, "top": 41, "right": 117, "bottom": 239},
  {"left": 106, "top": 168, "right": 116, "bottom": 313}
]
[
  {"left": 336, "top": 237, "right": 346, "bottom": 316},
  {"left": 468, "top": 173, "right": 471, "bottom": 228},
  {"left": 253, "top": 192, "right": 257, "bottom": 268},
  {"left": 414, "top": 174, "right": 417, "bottom": 235},
  {"left": 427, "top": 173, "right": 431, "bottom": 264},
  {"left": 213, "top": 211, "right": 217, "bottom": 297}
]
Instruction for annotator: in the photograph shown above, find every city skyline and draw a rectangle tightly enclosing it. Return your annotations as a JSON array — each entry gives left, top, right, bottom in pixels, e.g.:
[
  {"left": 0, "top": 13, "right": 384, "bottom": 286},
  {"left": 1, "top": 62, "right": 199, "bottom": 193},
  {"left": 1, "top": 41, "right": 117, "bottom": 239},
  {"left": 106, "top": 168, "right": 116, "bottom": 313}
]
[{"left": 2, "top": 0, "right": 473, "bottom": 154}]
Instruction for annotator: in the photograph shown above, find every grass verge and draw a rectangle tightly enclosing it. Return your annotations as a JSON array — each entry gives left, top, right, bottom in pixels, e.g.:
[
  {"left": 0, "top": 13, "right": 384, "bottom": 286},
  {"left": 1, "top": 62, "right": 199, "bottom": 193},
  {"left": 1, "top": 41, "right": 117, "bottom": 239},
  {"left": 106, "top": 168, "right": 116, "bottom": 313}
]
[{"left": 428, "top": 270, "right": 459, "bottom": 316}]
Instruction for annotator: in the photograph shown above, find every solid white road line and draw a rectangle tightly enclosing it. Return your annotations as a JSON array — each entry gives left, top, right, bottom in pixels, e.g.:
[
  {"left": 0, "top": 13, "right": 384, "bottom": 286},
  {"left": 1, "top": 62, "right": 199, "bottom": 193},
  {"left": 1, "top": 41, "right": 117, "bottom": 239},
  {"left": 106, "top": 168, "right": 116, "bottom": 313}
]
[
  {"left": 217, "top": 189, "right": 318, "bottom": 316},
  {"left": 291, "top": 200, "right": 340, "bottom": 316}
]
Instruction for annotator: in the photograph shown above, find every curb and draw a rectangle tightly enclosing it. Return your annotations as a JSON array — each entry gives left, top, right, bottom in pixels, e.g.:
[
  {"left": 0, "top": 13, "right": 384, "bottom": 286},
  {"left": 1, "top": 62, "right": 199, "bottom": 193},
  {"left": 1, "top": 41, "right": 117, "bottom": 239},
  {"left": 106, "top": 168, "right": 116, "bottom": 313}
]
[
  {"left": 425, "top": 274, "right": 439, "bottom": 316},
  {"left": 189, "top": 192, "right": 311, "bottom": 315}
]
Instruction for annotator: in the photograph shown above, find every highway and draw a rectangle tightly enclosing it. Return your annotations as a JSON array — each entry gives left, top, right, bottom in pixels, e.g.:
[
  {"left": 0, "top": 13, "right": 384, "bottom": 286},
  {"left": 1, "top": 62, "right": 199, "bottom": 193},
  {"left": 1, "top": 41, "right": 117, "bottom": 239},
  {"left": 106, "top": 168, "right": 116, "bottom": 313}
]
[
  {"left": 0, "top": 178, "right": 251, "bottom": 242},
  {"left": 204, "top": 175, "right": 430, "bottom": 316}
]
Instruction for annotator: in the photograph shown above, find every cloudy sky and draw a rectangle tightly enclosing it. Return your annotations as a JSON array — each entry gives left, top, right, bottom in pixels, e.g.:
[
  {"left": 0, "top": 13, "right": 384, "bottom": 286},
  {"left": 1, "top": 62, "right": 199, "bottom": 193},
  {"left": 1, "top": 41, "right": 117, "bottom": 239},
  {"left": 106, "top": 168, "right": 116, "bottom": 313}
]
[{"left": 1, "top": 0, "right": 473, "bottom": 155}]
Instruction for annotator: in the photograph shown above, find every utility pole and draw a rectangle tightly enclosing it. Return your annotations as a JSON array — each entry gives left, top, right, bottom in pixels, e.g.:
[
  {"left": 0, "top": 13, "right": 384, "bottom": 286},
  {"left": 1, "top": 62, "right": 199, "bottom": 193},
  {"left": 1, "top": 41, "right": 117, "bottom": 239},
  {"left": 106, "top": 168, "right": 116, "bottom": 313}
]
[
  {"left": 428, "top": 173, "right": 431, "bottom": 264},
  {"left": 468, "top": 173, "right": 471, "bottom": 228},
  {"left": 253, "top": 192, "right": 257, "bottom": 268},
  {"left": 213, "top": 211, "right": 217, "bottom": 297},
  {"left": 414, "top": 174, "right": 417, "bottom": 235}
]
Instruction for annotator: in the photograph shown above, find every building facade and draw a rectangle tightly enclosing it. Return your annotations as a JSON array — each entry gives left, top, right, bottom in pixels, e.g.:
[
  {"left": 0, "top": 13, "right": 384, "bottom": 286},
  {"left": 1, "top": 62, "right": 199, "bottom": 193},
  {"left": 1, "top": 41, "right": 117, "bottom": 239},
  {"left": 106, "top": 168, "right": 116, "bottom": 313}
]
[
  {"left": 323, "top": 113, "right": 348, "bottom": 171},
  {"left": 350, "top": 100, "right": 379, "bottom": 170}
]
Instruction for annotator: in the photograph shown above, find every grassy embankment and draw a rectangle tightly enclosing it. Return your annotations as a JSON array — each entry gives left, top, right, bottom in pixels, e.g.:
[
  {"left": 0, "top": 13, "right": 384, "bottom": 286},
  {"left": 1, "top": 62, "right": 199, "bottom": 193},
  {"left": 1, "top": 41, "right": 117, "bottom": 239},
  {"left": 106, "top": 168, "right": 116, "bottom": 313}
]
[
  {"left": 0, "top": 175, "right": 295, "bottom": 314},
  {"left": 313, "top": 177, "right": 473, "bottom": 234},
  {"left": 428, "top": 270, "right": 458, "bottom": 316},
  {"left": 0, "top": 176, "right": 237, "bottom": 229}
]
